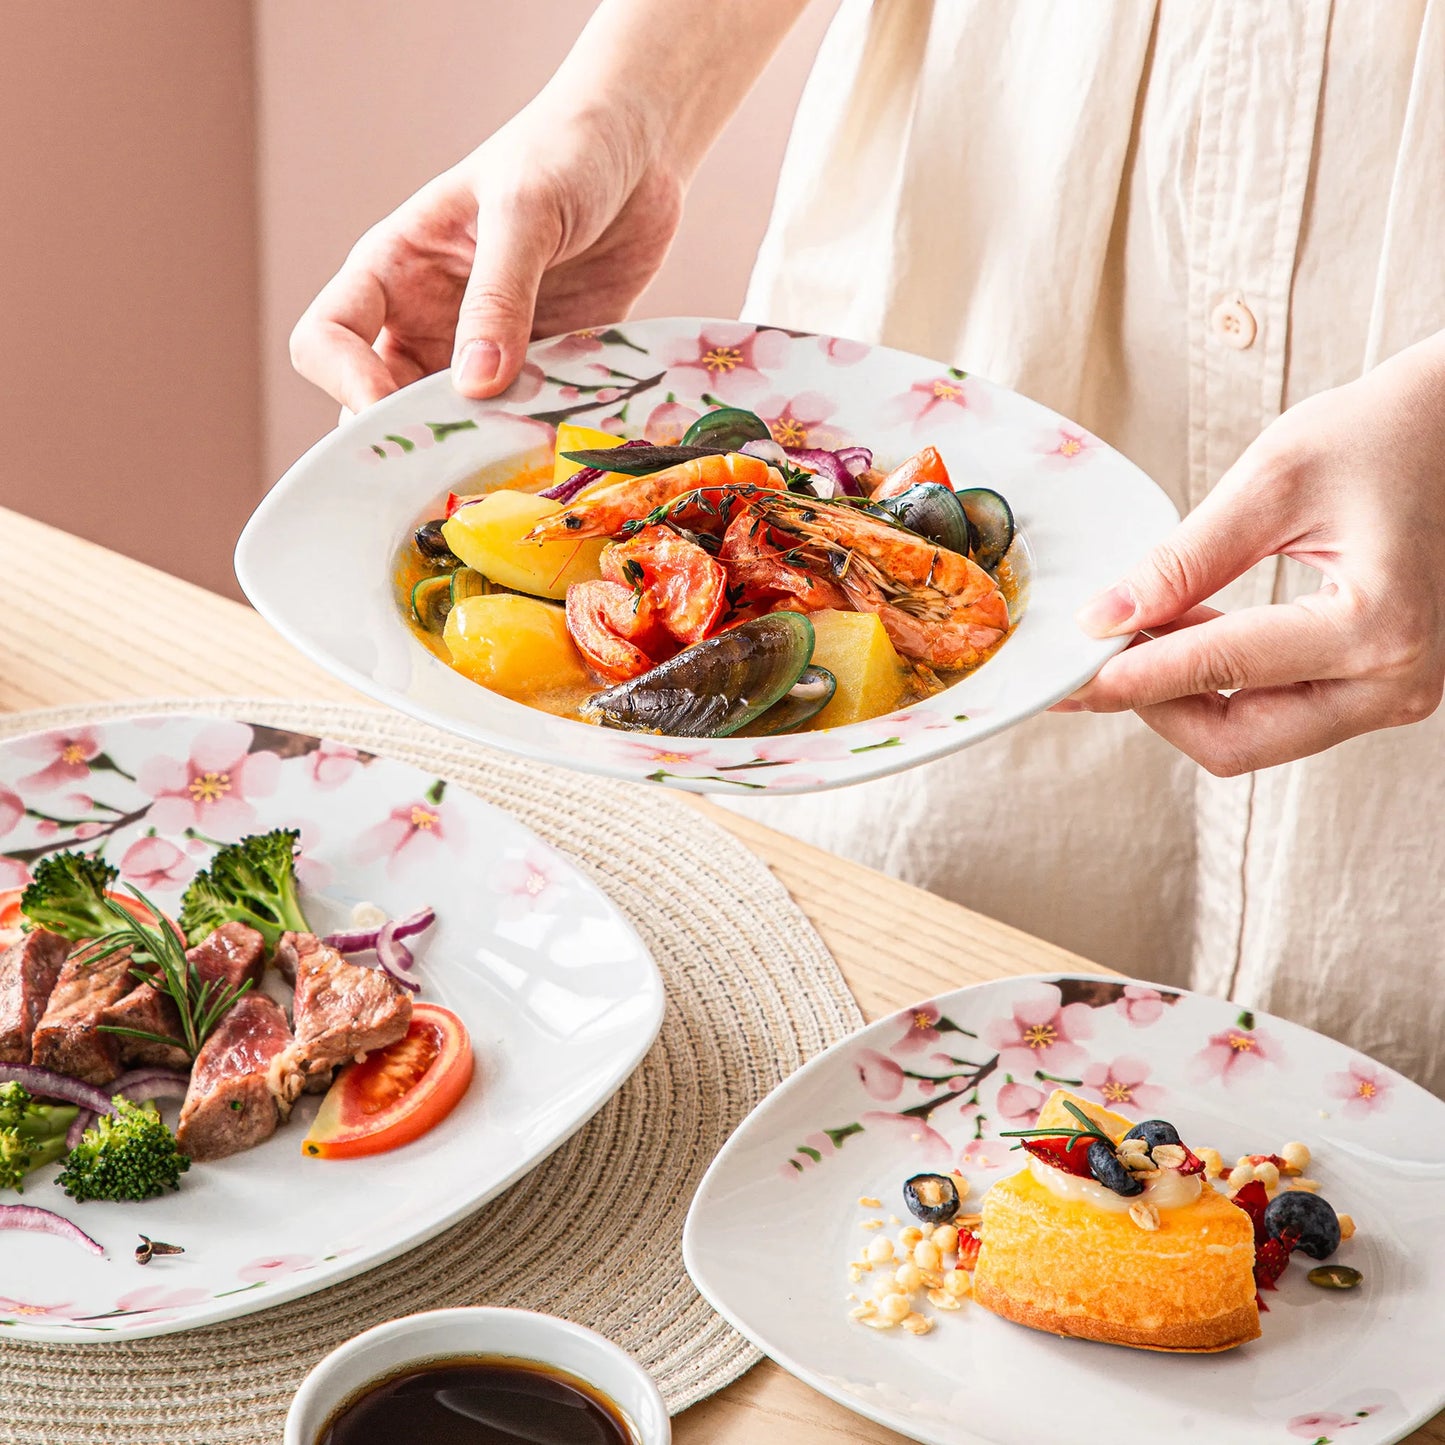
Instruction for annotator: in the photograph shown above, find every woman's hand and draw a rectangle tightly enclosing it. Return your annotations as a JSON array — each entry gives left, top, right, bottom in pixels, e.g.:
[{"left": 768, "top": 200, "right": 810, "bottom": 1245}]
[
  {"left": 1063, "top": 333, "right": 1445, "bottom": 774},
  {"left": 289, "top": 96, "right": 682, "bottom": 412}
]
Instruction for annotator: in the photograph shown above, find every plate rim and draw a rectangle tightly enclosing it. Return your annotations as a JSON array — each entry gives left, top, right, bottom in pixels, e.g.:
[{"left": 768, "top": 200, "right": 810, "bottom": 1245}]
[{"left": 0, "top": 710, "right": 666, "bottom": 1343}]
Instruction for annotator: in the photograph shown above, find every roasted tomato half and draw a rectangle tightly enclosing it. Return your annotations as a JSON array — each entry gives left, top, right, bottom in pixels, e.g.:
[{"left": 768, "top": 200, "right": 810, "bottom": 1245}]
[
  {"left": 302, "top": 1002, "right": 473, "bottom": 1159},
  {"left": 601, "top": 525, "right": 727, "bottom": 644},
  {"left": 873, "top": 445, "right": 953, "bottom": 500}
]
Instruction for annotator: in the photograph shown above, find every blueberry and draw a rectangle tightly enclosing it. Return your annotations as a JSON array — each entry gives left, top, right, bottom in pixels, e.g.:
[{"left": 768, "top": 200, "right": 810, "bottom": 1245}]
[
  {"left": 903, "top": 1172, "right": 961, "bottom": 1224},
  {"left": 1122, "top": 1119, "right": 1181, "bottom": 1149},
  {"left": 1263, "top": 1190, "right": 1340, "bottom": 1260},
  {"left": 1087, "top": 1139, "right": 1144, "bottom": 1196}
]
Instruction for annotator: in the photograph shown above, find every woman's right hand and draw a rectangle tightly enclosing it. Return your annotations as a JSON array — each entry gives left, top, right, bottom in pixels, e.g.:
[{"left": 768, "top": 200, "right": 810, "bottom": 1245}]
[{"left": 290, "top": 94, "right": 684, "bottom": 412}]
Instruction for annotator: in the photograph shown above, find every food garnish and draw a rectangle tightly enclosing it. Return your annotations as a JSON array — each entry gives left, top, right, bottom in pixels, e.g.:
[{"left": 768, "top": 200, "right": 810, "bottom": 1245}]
[
  {"left": 0, "top": 1082, "right": 76, "bottom": 1192},
  {"left": 902, "top": 1172, "right": 962, "bottom": 1224},
  {"left": 56, "top": 1097, "right": 190, "bottom": 1203},
  {"left": 19, "top": 853, "right": 169, "bottom": 943},
  {"left": 301, "top": 1001, "right": 471, "bottom": 1159},
  {"left": 0, "top": 1202, "right": 103, "bottom": 1255},
  {"left": 1307, "top": 1263, "right": 1362, "bottom": 1289},
  {"left": 134, "top": 1233, "right": 184, "bottom": 1265},
  {"left": 178, "top": 828, "right": 311, "bottom": 952}
]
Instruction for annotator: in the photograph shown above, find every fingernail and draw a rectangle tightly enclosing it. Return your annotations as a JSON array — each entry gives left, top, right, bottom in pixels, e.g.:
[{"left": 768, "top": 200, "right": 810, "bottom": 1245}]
[
  {"left": 453, "top": 339, "right": 500, "bottom": 392},
  {"left": 1075, "top": 583, "right": 1135, "bottom": 637},
  {"left": 1050, "top": 699, "right": 1087, "bottom": 713}
]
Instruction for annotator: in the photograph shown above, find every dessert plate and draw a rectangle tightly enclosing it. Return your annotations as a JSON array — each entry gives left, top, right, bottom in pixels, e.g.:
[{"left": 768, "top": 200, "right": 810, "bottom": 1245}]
[
  {"left": 0, "top": 714, "right": 663, "bottom": 1341},
  {"left": 236, "top": 317, "right": 1179, "bottom": 795},
  {"left": 684, "top": 974, "right": 1445, "bottom": 1445}
]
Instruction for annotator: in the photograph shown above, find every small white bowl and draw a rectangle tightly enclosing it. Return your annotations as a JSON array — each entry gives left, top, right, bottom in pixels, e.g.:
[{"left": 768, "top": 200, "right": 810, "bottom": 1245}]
[{"left": 284, "top": 1307, "right": 671, "bottom": 1445}]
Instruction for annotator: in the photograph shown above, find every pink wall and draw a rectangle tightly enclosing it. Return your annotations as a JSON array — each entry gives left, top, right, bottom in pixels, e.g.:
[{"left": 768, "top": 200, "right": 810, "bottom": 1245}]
[
  {"left": 254, "top": 0, "right": 837, "bottom": 486},
  {"left": 2, "top": 3, "right": 833, "bottom": 601},
  {"left": 0, "top": 3, "right": 261, "bottom": 601}
]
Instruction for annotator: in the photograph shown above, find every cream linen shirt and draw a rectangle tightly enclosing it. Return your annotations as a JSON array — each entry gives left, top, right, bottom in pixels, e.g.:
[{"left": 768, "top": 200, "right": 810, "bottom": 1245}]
[{"left": 734, "top": 0, "right": 1445, "bottom": 1092}]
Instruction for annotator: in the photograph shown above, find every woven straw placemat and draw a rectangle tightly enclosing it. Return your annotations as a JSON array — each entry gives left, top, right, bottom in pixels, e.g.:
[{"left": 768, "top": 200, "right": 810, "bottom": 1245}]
[{"left": 0, "top": 699, "right": 864, "bottom": 1445}]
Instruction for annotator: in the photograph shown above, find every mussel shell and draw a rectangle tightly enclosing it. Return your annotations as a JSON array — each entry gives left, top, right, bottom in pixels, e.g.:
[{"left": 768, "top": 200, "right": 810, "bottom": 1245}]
[
  {"left": 681, "top": 407, "right": 773, "bottom": 451},
  {"left": 956, "top": 487, "right": 1015, "bottom": 573},
  {"left": 581, "top": 613, "right": 814, "bottom": 737},
  {"left": 414, "top": 518, "right": 459, "bottom": 565},
  {"left": 450, "top": 567, "right": 491, "bottom": 607},
  {"left": 875, "top": 482, "right": 972, "bottom": 555},
  {"left": 740, "top": 665, "right": 836, "bottom": 736},
  {"left": 410, "top": 574, "right": 453, "bottom": 633}
]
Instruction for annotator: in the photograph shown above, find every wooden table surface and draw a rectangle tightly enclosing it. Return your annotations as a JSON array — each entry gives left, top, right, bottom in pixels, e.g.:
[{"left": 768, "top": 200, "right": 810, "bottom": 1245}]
[{"left": 1, "top": 505, "right": 1438, "bottom": 1445}]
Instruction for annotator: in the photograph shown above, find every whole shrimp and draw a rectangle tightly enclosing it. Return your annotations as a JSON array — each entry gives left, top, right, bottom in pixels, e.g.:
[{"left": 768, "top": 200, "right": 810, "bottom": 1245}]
[{"left": 525, "top": 452, "right": 783, "bottom": 542}]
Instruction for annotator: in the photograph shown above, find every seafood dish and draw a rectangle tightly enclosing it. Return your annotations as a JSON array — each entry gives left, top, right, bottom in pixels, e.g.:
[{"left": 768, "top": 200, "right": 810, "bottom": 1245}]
[
  {"left": 845, "top": 1088, "right": 1357, "bottom": 1352},
  {"left": 0, "top": 833, "right": 472, "bottom": 1243},
  {"left": 398, "top": 407, "right": 1020, "bottom": 737}
]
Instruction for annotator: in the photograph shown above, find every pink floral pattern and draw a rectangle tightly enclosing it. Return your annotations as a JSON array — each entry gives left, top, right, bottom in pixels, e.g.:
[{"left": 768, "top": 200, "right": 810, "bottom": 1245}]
[
  {"left": 237, "top": 1253, "right": 314, "bottom": 1285},
  {"left": 887, "top": 372, "right": 983, "bottom": 430},
  {"left": 136, "top": 721, "right": 280, "bottom": 835},
  {"left": 118, "top": 835, "right": 196, "bottom": 891},
  {"left": 1192, "top": 1016, "right": 1281, "bottom": 1086},
  {"left": 1037, "top": 424, "right": 1100, "bottom": 468},
  {"left": 1115, "top": 984, "right": 1166, "bottom": 1027},
  {"left": 891, "top": 1003, "right": 945, "bottom": 1054},
  {"left": 0, "top": 1296, "right": 86, "bottom": 1320},
  {"left": 306, "top": 740, "right": 362, "bottom": 791},
  {"left": 14, "top": 727, "right": 102, "bottom": 792},
  {"left": 354, "top": 786, "right": 460, "bottom": 876},
  {"left": 983, "top": 982, "right": 1093, "bottom": 1075},
  {"left": 854, "top": 1049, "right": 906, "bottom": 1102},
  {"left": 658, "top": 323, "right": 789, "bottom": 404},
  {"left": 0, "top": 786, "right": 21, "bottom": 839},
  {"left": 756, "top": 391, "right": 846, "bottom": 450},
  {"left": 1080, "top": 1055, "right": 1167, "bottom": 1112},
  {"left": 818, "top": 335, "right": 870, "bottom": 365},
  {"left": 1327, "top": 1060, "right": 1394, "bottom": 1117},
  {"left": 642, "top": 401, "right": 701, "bottom": 445},
  {"left": 995, "top": 1079, "right": 1045, "bottom": 1126}
]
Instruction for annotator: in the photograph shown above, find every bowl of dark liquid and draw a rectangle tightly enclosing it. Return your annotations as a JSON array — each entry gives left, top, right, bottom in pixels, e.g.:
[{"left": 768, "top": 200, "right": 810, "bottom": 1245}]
[{"left": 285, "top": 1308, "right": 670, "bottom": 1445}]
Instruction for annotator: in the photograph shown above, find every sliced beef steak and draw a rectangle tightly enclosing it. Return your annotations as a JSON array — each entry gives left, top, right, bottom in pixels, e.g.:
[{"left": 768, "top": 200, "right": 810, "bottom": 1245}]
[
  {"left": 176, "top": 993, "right": 292, "bottom": 1161},
  {"left": 269, "top": 931, "right": 411, "bottom": 1109},
  {"left": 0, "top": 930, "right": 71, "bottom": 1064},
  {"left": 30, "top": 944, "right": 136, "bottom": 1084},
  {"left": 102, "top": 923, "right": 268, "bottom": 1070}
]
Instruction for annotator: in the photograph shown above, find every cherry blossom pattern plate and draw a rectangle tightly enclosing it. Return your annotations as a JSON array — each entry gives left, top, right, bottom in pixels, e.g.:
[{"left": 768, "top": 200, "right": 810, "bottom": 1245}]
[
  {"left": 683, "top": 974, "right": 1445, "bottom": 1445},
  {"left": 235, "top": 318, "right": 1180, "bottom": 795},
  {"left": 0, "top": 714, "right": 662, "bottom": 1341}
]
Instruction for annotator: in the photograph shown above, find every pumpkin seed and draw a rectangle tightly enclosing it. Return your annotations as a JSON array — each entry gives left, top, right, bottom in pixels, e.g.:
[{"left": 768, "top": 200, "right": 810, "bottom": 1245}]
[{"left": 1307, "top": 1263, "right": 1362, "bottom": 1290}]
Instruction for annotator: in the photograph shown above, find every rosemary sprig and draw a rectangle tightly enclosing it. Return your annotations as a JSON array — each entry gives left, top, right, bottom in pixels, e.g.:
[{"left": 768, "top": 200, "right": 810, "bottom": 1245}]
[
  {"left": 85, "top": 885, "right": 252, "bottom": 1058},
  {"left": 998, "top": 1100, "right": 1113, "bottom": 1150}
]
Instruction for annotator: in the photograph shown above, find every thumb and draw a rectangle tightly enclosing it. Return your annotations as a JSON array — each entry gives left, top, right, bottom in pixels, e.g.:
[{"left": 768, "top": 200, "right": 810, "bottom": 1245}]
[
  {"left": 1075, "top": 458, "right": 1288, "bottom": 637},
  {"left": 451, "top": 190, "right": 558, "bottom": 399}
]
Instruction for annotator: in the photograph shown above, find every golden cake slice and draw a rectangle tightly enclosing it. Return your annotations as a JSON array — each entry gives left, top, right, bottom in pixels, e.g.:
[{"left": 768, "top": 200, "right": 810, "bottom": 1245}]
[{"left": 973, "top": 1089, "right": 1260, "bottom": 1352}]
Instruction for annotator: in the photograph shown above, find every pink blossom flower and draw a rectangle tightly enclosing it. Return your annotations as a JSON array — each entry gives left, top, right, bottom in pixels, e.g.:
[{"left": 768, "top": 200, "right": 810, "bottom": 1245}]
[
  {"left": 73, "top": 823, "right": 103, "bottom": 841},
  {"left": 114, "top": 1285, "right": 210, "bottom": 1314},
  {"left": 1287, "top": 1411, "right": 1369, "bottom": 1438},
  {"left": 534, "top": 329, "right": 606, "bottom": 364},
  {"left": 0, "top": 787, "right": 21, "bottom": 838},
  {"left": 34, "top": 820, "right": 58, "bottom": 838},
  {"left": 354, "top": 796, "right": 459, "bottom": 875},
  {"left": 983, "top": 982, "right": 1094, "bottom": 1075},
  {"left": 643, "top": 401, "right": 700, "bottom": 444},
  {"left": 0, "top": 1295, "right": 86, "bottom": 1320},
  {"left": 1191, "top": 1024, "right": 1280, "bottom": 1085},
  {"left": 659, "top": 323, "right": 788, "bottom": 404},
  {"left": 557, "top": 385, "right": 581, "bottom": 402},
  {"left": 119, "top": 835, "right": 196, "bottom": 892},
  {"left": 861, "top": 1110, "right": 952, "bottom": 1165},
  {"left": 995, "top": 1080, "right": 1046, "bottom": 1126},
  {"left": 1327, "top": 1059, "right": 1394, "bottom": 1117},
  {"left": 1037, "top": 424, "right": 1100, "bottom": 469},
  {"left": 494, "top": 849, "right": 559, "bottom": 914},
  {"left": 1115, "top": 984, "right": 1165, "bottom": 1027},
  {"left": 749, "top": 734, "right": 856, "bottom": 764},
  {"left": 892, "top": 1002, "right": 944, "bottom": 1055},
  {"left": 610, "top": 740, "right": 732, "bottom": 772},
  {"left": 237, "top": 1253, "right": 314, "bottom": 1284},
  {"left": 0, "top": 857, "right": 30, "bottom": 890},
  {"left": 760, "top": 771, "right": 831, "bottom": 790},
  {"left": 854, "top": 1049, "right": 905, "bottom": 1101},
  {"left": 306, "top": 740, "right": 361, "bottom": 791},
  {"left": 504, "top": 362, "right": 545, "bottom": 404},
  {"left": 818, "top": 335, "right": 870, "bottom": 365},
  {"left": 1081, "top": 1056, "right": 1167, "bottom": 1113},
  {"left": 397, "top": 424, "right": 436, "bottom": 452},
  {"left": 291, "top": 819, "right": 332, "bottom": 893},
  {"left": 887, "top": 373, "right": 983, "bottom": 430},
  {"left": 756, "top": 391, "right": 845, "bottom": 450},
  {"left": 14, "top": 727, "right": 102, "bottom": 792},
  {"left": 958, "top": 1138, "right": 1006, "bottom": 1170},
  {"left": 136, "top": 721, "right": 281, "bottom": 835}
]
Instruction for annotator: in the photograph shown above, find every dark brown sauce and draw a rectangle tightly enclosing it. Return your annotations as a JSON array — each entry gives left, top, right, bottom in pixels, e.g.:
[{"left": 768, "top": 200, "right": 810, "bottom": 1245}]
[{"left": 317, "top": 1354, "right": 638, "bottom": 1445}]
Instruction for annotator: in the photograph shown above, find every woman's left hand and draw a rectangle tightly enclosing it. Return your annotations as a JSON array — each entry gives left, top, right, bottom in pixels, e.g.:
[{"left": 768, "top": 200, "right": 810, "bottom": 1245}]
[{"left": 1060, "top": 333, "right": 1445, "bottom": 775}]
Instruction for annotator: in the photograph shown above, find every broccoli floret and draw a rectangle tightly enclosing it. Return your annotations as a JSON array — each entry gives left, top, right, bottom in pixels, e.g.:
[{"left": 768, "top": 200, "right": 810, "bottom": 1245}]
[
  {"left": 179, "top": 828, "right": 310, "bottom": 951},
  {"left": 0, "top": 1083, "right": 78, "bottom": 1193},
  {"left": 54, "top": 1098, "right": 189, "bottom": 1203},
  {"left": 19, "top": 852, "right": 122, "bottom": 942}
]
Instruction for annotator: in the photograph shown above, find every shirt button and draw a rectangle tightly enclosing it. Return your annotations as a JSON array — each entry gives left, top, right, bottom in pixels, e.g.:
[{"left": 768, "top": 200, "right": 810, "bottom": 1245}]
[{"left": 1211, "top": 295, "right": 1258, "bottom": 350}]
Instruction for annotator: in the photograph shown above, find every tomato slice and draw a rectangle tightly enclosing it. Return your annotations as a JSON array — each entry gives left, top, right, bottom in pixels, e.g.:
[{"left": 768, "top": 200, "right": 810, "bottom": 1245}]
[
  {"left": 873, "top": 446, "right": 953, "bottom": 500},
  {"left": 0, "top": 886, "right": 174, "bottom": 946},
  {"left": 302, "top": 1002, "right": 473, "bottom": 1159},
  {"left": 601, "top": 525, "right": 727, "bottom": 644}
]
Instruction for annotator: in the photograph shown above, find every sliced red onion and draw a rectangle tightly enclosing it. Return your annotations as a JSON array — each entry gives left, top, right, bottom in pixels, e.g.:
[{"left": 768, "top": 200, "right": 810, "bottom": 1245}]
[
  {"left": 782, "top": 447, "right": 863, "bottom": 497},
  {"left": 375, "top": 921, "right": 421, "bottom": 993},
  {"left": 539, "top": 439, "right": 650, "bottom": 502},
  {"left": 113, "top": 1069, "right": 190, "bottom": 1105},
  {"left": 322, "top": 905, "right": 435, "bottom": 955},
  {"left": 0, "top": 1204, "right": 104, "bottom": 1257},
  {"left": 0, "top": 1065, "right": 114, "bottom": 1115},
  {"left": 740, "top": 437, "right": 788, "bottom": 466},
  {"left": 66, "top": 1109, "right": 94, "bottom": 1150},
  {"left": 833, "top": 446, "right": 873, "bottom": 477}
]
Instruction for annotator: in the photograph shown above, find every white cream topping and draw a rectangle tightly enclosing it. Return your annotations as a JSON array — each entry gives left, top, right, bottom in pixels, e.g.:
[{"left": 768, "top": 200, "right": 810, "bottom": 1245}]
[{"left": 1027, "top": 1155, "right": 1203, "bottom": 1213}]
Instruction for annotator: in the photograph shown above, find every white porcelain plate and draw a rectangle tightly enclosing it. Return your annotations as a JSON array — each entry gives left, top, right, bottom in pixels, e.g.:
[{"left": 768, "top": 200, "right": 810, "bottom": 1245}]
[
  {"left": 0, "top": 715, "right": 663, "bottom": 1341},
  {"left": 236, "top": 318, "right": 1180, "bottom": 795},
  {"left": 684, "top": 974, "right": 1445, "bottom": 1445}
]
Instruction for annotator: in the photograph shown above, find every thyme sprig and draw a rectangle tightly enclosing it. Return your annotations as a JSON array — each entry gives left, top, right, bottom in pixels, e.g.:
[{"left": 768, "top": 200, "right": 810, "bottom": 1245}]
[
  {"left": 85, "top": 885, "right": 252, "bottom": 1058},
  {"left": 998, "top": 1100, "right": 1114, "bottom": 1151}
]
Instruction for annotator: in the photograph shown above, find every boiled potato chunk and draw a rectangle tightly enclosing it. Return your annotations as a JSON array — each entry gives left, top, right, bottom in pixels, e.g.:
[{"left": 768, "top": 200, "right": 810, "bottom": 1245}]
[
  {"left": 443, "top": 593, "right": 590, "bottom": 699},
  {"left": 553, "top": 421, "right": 626, "bottom": 487},
  {"left": 442, "top": 491, "right": 605, "bottom": 600},
  {"left": 806, "top": 609, "right": 908, "bottom": 728}
]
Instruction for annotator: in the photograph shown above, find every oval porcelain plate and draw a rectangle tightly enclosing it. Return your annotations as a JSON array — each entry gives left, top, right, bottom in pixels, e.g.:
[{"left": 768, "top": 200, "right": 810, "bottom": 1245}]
[
  {"left": 235, "top": 318, "right": 1179, "bottom": 795},
  {"left": 683, "top": 975, "right": 1445, "bottom": 1445},
  {"left": 0, "top": 715, "right": 663, "bottom": 1341}
]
